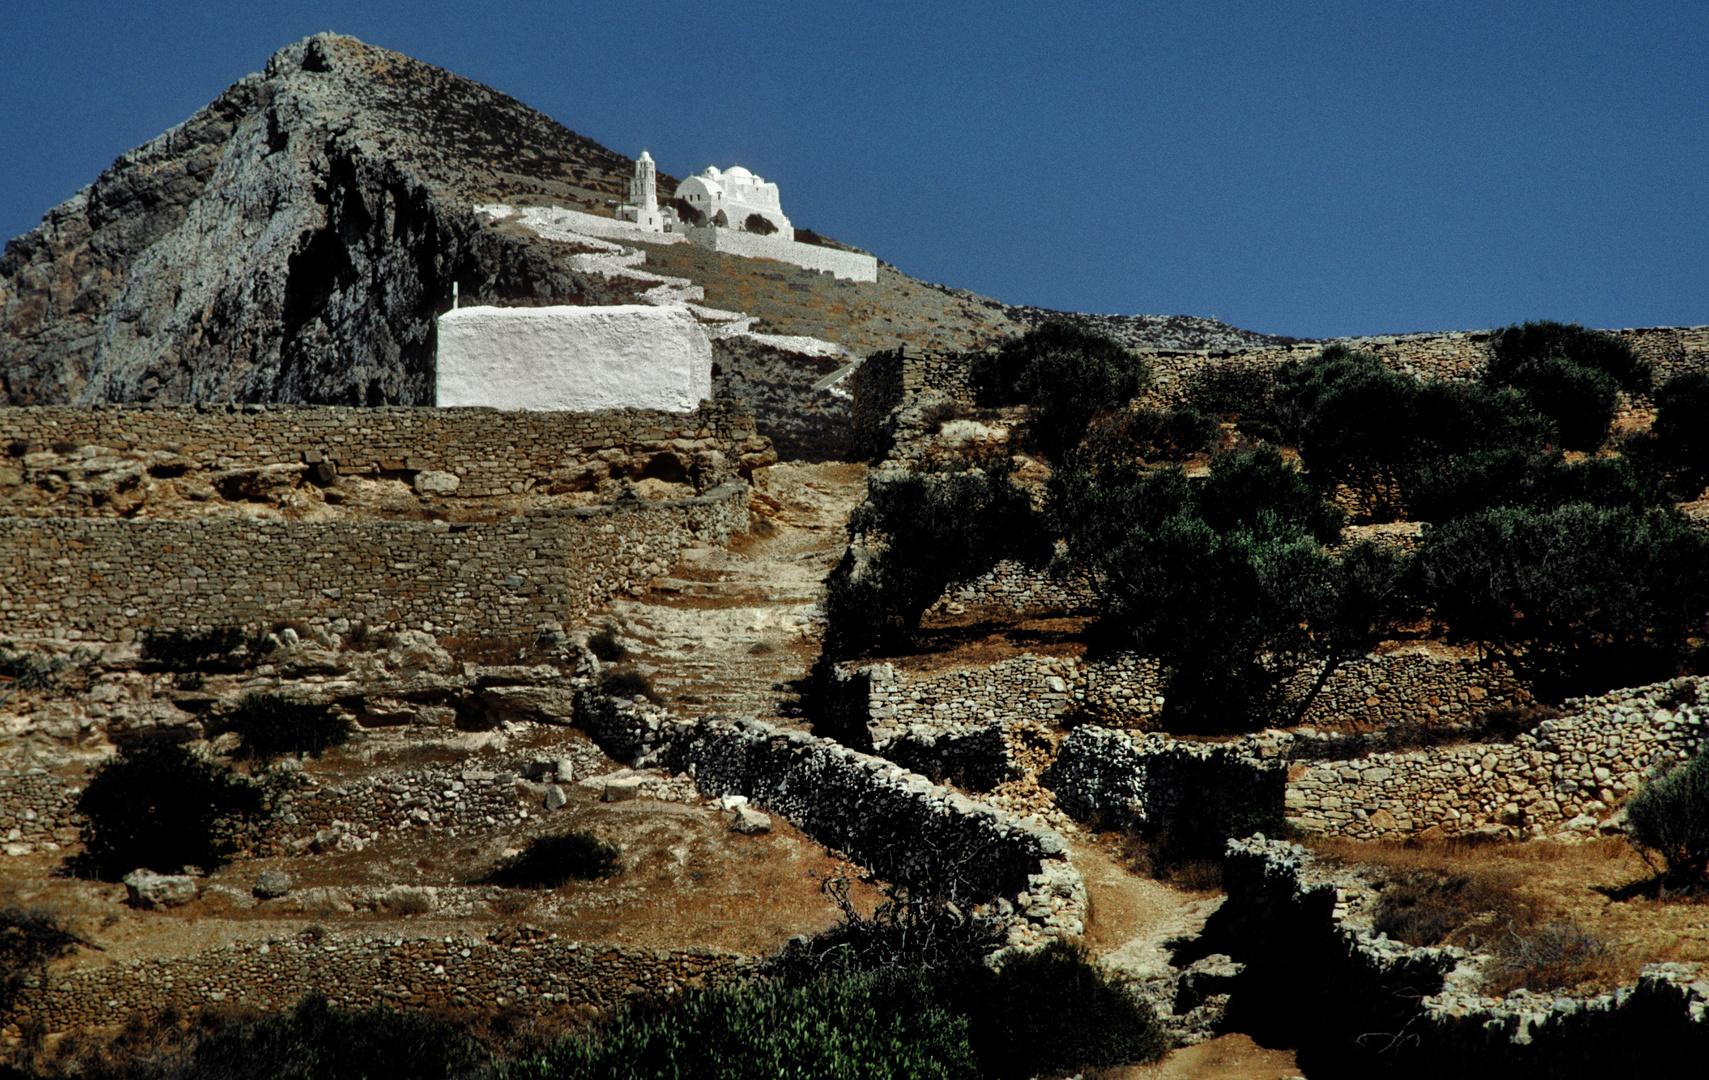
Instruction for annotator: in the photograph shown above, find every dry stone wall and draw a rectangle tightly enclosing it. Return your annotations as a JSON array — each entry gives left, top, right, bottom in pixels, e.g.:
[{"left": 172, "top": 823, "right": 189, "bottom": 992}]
[
  {"left": 0, "top": 402, "right": 769, "bottom": 499},
  {"left": 574, "top": 686, "right": 1087, "bottom": 947},
  {"left": 0, "top": 769, "right": 80, "bottom": 856},
  {"left": 1220, "top": 836, "right": 1709, "bottom": 1077},
  {"left": 0, "top": 481, "right": 748, "bottom": 643},
  {"left": 10, "top": 930, "right": 757, "bottom": 1034},
  {"left": 832, "top": 650, "right": 1519, "bottom": 740},
  {"left": 1284, "top": 677, "right": 1707, "bottom": 840},
  {"left": 856, "top": 325, "right": 1709, "bottom": 418},
  {"left": 1046, "top": 677, "right": 1707, "bottom": 843}
]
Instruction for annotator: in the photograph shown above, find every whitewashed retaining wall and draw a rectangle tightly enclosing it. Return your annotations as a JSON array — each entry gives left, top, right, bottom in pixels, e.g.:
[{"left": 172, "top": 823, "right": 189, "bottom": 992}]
[
  {"left": 435, "top": 305, "right": 712, "bottom": 412},
  {"left": 684, "top": 227, "right": 878, "bottom": 282}
]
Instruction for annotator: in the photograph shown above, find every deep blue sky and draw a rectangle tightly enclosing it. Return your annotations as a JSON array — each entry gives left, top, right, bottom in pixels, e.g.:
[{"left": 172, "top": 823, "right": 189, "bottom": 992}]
[{"left": 3, "top": 1, "right": 1705, "bottom": 338}]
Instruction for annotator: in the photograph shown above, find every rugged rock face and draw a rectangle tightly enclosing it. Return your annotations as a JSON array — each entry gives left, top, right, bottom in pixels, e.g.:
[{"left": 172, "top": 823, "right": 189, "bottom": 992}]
[{"left": 0, "top": 33, "right": 653, "bottom": 406}]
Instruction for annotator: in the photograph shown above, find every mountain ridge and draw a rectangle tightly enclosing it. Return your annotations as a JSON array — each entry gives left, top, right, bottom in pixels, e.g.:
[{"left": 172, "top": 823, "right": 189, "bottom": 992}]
[{"left": 0, "top": 32, "right": 1298, "bottom": 407}]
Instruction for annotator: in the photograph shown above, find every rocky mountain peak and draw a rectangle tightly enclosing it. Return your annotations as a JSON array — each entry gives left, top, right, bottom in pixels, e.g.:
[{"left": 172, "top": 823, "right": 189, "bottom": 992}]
[{"left": 0, "top": 33, "right": 655, "bottom": 406}]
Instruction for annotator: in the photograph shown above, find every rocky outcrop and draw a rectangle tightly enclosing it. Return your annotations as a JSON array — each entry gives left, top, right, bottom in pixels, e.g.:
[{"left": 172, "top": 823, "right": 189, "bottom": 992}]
[{"left": 0, "top": 33, "right": 652, "bottom": 406}]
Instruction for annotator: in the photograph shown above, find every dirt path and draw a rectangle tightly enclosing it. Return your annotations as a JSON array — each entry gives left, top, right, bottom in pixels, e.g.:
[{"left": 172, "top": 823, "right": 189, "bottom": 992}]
[{"left": 594, "top": 462, "right": 867, "bottom": 721}]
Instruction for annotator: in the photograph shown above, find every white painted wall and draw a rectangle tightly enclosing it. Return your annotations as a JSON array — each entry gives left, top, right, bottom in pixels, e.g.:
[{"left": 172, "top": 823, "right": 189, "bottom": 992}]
[
  {"left": 685, "top": 228, "right": 878, "bottom": 283},
  {"left": 436, "top": 305, "right": 713, "bottom": 412}
]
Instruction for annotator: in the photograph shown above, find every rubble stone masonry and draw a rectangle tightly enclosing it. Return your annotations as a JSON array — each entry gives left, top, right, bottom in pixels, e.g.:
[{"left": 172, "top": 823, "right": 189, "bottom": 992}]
[{"left": 0, "top": 482, "right": 749, "bottom": 643}]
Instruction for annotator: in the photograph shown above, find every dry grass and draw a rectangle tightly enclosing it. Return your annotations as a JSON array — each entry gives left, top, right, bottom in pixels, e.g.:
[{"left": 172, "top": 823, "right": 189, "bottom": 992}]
[
  {"left": 1307, "top": 835, "right": 1706, "bottom": 994},
  {"left": 1116, "top": 831, "right": 1224, "bottom": 894}
]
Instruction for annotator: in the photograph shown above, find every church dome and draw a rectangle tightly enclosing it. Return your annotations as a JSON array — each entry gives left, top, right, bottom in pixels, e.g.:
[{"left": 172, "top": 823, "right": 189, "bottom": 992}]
[{"left": 724, "top": 165, "right": 755, "bottom": 181}]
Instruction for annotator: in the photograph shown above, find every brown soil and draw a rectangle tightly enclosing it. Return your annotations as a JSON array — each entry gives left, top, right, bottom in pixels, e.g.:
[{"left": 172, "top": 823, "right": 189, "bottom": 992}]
[
  {"left": 4, "top": 731, "right": 882, "bottom": 980},
  {"left": 1309, "top": 836, "right": 1709, "bottom": 989},
  {"left": 1105, "top": 1034, "right": 1301, "bottom": 1080}
]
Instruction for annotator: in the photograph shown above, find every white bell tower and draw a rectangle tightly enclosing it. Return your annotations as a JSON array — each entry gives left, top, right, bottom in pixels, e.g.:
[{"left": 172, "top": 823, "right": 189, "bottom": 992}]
[{"left": 617, "top": 150, "right": 664, "bottom": 231}]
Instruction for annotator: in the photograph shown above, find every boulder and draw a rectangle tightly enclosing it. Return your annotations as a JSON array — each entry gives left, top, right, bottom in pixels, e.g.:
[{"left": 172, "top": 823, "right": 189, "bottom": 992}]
[
  {"left": 210, "top": 731, "right": 244, "bottom": 755},
  {"left": 729, "top": 806, "right": 772, "bottom": 835},
  {"left": 413, "top": 470, "right": 460, "bottom": 494},
  {"left": 602, "top": 776, "right": 643, "bottom": 803},
  {"left": 254, "top": 870, "right": 294, "bottom": 899},
  {"left": 543, "top": 785, "right": 569, "bottom": 811},
  {"left": 124, "top": 869, "right": 199, "bottom": 908}
]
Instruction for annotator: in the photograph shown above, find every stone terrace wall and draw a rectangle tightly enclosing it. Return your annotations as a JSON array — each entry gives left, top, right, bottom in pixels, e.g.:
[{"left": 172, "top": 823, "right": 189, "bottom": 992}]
[
  {"left": 1285, "top": 677, "right": 1707, "bottom": 840},
  {"left": 863, "top": 326, "right": 1709, "bottom": 414},
  {"left": 575, "top": 688, "right": 1086, "bottom": 946},
  {"left": 0, "top": 769, "right": 79, "bottom": 856},
  {"left": 1220, "top": 837, "right": 1709, "bottom": 1077},
  {"left": 0, "top": 402, "right": 770, "bottom": 497},
  {"left": 1046, "top": 678, "right": 1706, "bottom": 843},
  {"left": 831, "top": 650, "right": 1520, "bottom": 740},
  {"left": 0, "top": 481, "right": 748, "bottom": 643},
  {"left": 10, "top": 930, "right": 757, "bottom": 1035},
  {"left": 1045, "top": 726, "right": 1286, "bottom": 835}
]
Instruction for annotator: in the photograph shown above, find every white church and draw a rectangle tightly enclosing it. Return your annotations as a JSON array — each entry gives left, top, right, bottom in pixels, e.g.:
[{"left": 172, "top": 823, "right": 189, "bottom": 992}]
[
  {"left": 617, "top": 153, "right": 792, "bottom": 239},
  {"left": 612, "top": 152, "right": 873, "bottom": 282}
]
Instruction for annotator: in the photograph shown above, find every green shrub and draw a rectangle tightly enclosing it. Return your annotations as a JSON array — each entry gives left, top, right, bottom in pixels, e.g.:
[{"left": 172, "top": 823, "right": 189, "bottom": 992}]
[
  {"left": 1652, "top": 370, "right": 1709, "bottom": 494},
  {"left": 521, "top": 966, "right": 981, "bottom": 1080},
  {"left": 598, "top": 670, "right": 656, "bottom": 701},
  {"left": 1625, "top": 748, "right": 1709, "bottom": 887},
  {"left": 1090, "top": 406, "right": 1220, "bottom": 461},
  {"left": 1018, "top": 347, "right": 1151, "bottom": 463},
  {"left": 1053, "top": 448, "right": 1343, "bottom": 731},
  {"left": 1487, "top": 319, "right": 1651, "bottom": 396},
  {"left": 168, "top": 993, "right": 483, "bottom": 1080},
  {"left": 1416, "top": 503, "right": 1709, "bottom": 699},
  {"left": 1273, "top": 345, "right": 1553, "bottom": 520},
  {"left": 586, "top": 629, "right": 626, "bottom": 663},
  {"left": 1497, "top": 354, "right": 1620, "bottom": 452},
  {"left": 222, "top": 694, "right": 353, "bottom": 761},
  {"left": 1484, "top": 321, "right": 1648, "bottom": 453},
  {"left": 1406, "top": 448, "right": 1664, "bottom": 522},
  {"left": 743, "top": 212, "right": 779, "bottom": 235},
  {"left": 477, "top": 831, "right": 621, "bottom": 889},
  {"left": 74, "top": 741, "right": 269, "bottom": 878},
  {"left": 521, "top": 942, "right": 1163, "bottom": 1080},
  {"left": 969, "top": 321, "right": 1137, "bottom": 407},
  {"left": 824, "top": 454, "right": 1045, "bottom": 655},
  {"left": 0, "top": 906, "right": 85, "bottom": 1012},
  {"left": 953, "top": 940, "right": 1167, "bottom": 1080},
  {"left": 141, "top": 626, "right": 275, "bottom": 671}
]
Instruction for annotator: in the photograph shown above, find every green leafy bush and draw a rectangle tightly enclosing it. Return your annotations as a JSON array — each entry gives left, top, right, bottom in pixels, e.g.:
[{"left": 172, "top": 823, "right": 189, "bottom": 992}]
[
  {"left": 166, "top": 994, "right": 482, "bottom": 1080},
  {"left": 1405, "top": 448, "right": 1663, "bottom": 522},
  {"left": 1651, "top": 370, "right": 1709, "bottom": 495},
  {"left": 222, "top": 694, "right": 353, "bottom": 761},
  {"left": 521, "top": 940, "right": 1163, "bottom": 1080},
  {"left": 1416, "top": 503, "right": 1709, "bottom": 699},
  {"left": 969, "top": 321, "right": 1137, "bottom": 407},
  {"left": 824, "top": 454, "right": 1045, "bottom": 655},
  {"left": 74, "top": 741, "right": 269, "bottom": 878},
  {"left": 1625, "top": 748, "right": 1709, "bottom": 887},
  {"left": 1017, "top": 345, "right": 1152, "bottom": 463},
  {"left": 742, "top": 212, "right": 779, "bottom": 235},
  {"left": 477, "top": 831, "right": 621, "bottom": 889},
  {"left": 141, "top": 626, "right": 274, "bottom": 671},
  {"left": 1053, "top": 448, "right": 1346, "bottom": 730},
  {"left": 1272, "top": 345, "right": 1551, "bottom": 520},
  {"left": 1483, "top": 321, "right": 1649, "bottom": 453},
  {"left": 0, "top": 906, "right": 86, "bottom": 1012},
  {"left": 1089, "top": 406, "right": 1220, "bottom": 461},
  {"left": 1487, "top": 320, "right": 1651, "bottom": 396}
]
